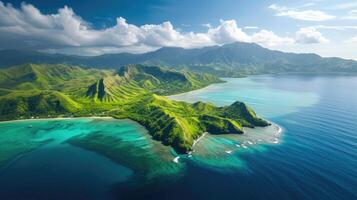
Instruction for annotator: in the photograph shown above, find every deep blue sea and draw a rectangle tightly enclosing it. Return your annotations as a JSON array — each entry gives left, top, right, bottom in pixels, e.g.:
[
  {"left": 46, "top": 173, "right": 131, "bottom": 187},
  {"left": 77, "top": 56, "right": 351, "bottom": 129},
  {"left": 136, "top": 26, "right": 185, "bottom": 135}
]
[{"left": 1, "top": 74, "right": 357, "bottom": 200}]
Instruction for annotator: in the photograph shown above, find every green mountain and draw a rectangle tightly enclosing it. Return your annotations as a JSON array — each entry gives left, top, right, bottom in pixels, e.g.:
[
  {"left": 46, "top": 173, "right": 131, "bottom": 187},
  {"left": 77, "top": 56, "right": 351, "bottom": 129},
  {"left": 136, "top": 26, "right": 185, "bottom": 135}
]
[
  {"left": 1, "top": 42, "right": 357, "bottom": 76},
  {"left": 0, "top": 64, "right": 269, "bottom": 153}
]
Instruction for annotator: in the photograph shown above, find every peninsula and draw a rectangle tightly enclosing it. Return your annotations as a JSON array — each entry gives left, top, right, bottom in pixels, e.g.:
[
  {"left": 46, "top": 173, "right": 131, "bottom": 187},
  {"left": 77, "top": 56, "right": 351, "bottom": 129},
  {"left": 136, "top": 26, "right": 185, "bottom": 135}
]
[{"left": 0, "top": 64, "right": 270, "bottom": 153}]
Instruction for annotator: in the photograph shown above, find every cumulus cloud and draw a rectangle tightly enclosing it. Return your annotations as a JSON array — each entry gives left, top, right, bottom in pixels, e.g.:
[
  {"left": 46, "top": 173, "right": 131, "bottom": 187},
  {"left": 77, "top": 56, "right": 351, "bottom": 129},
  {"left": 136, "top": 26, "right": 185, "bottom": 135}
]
[
  {"left": 269, "top": 4, "right": 335, "bottom": 21},
  {"left": 252, "top": 30, "right": 294, "bottom": 46},
  {"left": 0, "top": 1, "right": 325, "bottom": 55},
  {"left": 207, "top": 19, "right": 250, "bottom": 44},
  {"left": 295, "top": 27, "right": 329, "bottom": 44}
]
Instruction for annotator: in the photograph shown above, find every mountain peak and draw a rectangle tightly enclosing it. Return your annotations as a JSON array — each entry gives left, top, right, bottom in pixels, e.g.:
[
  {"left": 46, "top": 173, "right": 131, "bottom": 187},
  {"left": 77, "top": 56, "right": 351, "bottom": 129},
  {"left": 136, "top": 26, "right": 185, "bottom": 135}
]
[
  {"left": 156, "top": 46, "right": 185, "bottom": 52},
  {"left": 1, "top": 42, "right": 357, "bottom": 74},
  {"left": 221, "top": 41, "right": 264, "bottom": 49}
]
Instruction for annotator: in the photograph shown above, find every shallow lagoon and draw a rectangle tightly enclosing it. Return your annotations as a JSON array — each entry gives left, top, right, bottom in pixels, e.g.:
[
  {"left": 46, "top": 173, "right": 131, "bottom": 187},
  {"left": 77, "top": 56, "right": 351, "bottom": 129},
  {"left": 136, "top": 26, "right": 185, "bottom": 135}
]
[{"left": 169, "top": 76, "right": 319, "bottom": 118}]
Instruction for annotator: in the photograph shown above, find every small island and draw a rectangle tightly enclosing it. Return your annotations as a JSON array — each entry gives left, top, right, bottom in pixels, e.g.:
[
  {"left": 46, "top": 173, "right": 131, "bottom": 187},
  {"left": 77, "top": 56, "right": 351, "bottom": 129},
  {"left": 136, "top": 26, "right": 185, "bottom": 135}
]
[{"left": 0, "top": 64, "right": 270, "bottom": 154}]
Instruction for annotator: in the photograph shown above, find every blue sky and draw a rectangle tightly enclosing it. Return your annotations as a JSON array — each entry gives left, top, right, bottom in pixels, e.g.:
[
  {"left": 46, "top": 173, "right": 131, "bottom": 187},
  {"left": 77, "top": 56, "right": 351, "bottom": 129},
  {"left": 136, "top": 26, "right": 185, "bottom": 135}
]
[{"left": 1, "top": 0, "right": 357, "bottom": 60}]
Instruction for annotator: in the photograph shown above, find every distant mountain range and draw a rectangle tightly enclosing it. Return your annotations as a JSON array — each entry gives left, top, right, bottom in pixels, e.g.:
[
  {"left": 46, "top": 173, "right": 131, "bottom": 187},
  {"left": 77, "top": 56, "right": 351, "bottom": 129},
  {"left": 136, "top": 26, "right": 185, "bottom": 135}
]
[{"left": 1, "top": 42, "right": 356, "bottom": 76}]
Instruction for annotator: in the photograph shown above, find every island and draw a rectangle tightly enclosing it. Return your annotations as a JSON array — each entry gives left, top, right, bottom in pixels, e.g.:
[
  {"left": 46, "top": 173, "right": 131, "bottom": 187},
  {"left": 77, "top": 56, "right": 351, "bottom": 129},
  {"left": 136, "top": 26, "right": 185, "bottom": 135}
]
[{"left": 0, "top": 64, "right": 270, "bottom": 154}]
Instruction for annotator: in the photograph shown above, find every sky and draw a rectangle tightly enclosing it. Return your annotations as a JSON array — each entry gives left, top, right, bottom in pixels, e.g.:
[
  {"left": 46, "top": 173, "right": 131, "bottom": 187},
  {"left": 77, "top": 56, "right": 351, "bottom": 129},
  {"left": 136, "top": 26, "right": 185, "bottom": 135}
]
[{"left": 0, "top": 0, "right": 357, "bottom": 60}]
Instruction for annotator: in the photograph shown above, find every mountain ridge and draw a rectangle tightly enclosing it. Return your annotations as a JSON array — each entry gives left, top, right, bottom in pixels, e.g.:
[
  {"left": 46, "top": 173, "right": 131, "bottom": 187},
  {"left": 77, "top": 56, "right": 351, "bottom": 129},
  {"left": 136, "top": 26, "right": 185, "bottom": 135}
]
[{"left": 1, "top": 42, "right": 356, "bottom": 77}]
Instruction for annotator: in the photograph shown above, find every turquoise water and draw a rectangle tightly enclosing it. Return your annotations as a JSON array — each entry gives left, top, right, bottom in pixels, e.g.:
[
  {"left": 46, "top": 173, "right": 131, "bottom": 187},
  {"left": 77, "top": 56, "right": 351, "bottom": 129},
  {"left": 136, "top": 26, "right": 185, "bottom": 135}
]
[
  {"left": 169, "top": 76, "right": 319, "bottom": 118},
  {"left": 165, "top": 74, "right": 357, "bottom": 200},
  {"left": 0, "top": 118, "right": 180, "bottom": 199},
  {"left": 1, "top": 74, "right": 357, "bottom": 199}
]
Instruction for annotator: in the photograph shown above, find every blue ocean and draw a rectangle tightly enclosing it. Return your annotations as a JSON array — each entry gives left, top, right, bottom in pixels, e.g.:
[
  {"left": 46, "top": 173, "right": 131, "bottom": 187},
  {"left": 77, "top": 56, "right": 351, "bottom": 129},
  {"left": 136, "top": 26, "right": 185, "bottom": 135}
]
[{"left": 1, "top": 74, "right": 356, "bottom": 200}]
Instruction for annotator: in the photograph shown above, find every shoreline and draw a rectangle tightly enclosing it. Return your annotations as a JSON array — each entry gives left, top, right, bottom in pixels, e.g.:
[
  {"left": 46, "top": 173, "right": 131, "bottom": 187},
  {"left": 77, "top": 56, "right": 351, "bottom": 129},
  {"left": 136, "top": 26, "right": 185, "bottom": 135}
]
[
  {"left": 166, "top": 80, "right": 226, "bottom": 99},
  {"left": 0, "top": 116, "right": 114, "bottom": 124},
  {"left": 193, "top": 132, "right": 208, "bottom": 147}
]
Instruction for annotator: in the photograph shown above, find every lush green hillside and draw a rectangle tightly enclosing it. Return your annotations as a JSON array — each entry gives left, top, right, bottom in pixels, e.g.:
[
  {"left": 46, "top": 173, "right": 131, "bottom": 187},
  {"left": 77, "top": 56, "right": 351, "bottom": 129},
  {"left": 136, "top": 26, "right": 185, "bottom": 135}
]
[
  {"left": 0, "top": 63, "right": 269, "bottom": 153},
  {"left": 113, "top": 95, "right": 269, "bottom": 153},
  {"left": 1, "top": 42, "right": 357, "bottom": 76}
]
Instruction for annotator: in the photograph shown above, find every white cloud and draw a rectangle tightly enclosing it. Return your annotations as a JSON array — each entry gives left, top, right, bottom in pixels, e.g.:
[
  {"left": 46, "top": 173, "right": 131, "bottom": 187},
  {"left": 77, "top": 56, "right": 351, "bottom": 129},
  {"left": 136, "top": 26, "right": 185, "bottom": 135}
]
[
  {"left": 0, "top": 2, "right": 214, "bottom": 52},
  {"left": 201, "top": 23, "right": 212, "bottom": 28},
  {"left": 314, "top": 25, "right": 357, "bottom": 31},
  {"left": 251, "top": 30, "right": 294, "bottom": 46},
  {"left": 243, "top": 26, "right": 259, "bottom": 30},
  {"left": 269, "top": 4, "right": 335, "bottom": 21},
  {"left": 207, "top": 19, "right": 250, "bottom": 44},
  {"left": 0, "top": 1, "right": 329, "bottom": 55},
  {"left": 295, "top": 27, "right": 329, "bottom": 44}
]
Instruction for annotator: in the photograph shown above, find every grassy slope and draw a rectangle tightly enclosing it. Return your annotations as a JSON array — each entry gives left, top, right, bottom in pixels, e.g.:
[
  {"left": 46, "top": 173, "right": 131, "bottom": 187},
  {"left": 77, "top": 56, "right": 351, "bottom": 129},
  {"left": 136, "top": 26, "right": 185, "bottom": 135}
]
[
  {"left": 0, "top": 64, "right": 109, "bottom": 119},
  {"left": 0, "top": 64, "right": 269, "bottom": 153},
  {"left": 114, "top": 95, "right": 269, "bottom": 153}
]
